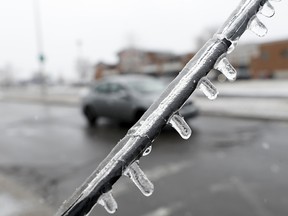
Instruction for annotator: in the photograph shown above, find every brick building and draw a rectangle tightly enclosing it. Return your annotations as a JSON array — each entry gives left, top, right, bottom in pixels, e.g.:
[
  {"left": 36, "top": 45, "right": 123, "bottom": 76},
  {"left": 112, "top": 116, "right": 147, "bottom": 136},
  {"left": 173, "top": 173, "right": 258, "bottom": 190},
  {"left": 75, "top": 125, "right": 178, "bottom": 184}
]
[
  {"left": 94, "top": 48, "right": 194, "bottom": 80},
  {"left": 227, "top": 43, "right": 259, "bottom": 79},
  {"left": 94, "top": 62, "right": 119, "bottom": 80},
  {"left": 94, "top": 39, "right": 288, "bottom": 80},
  {"left": 251, "top": 39, "right": 288, "bottom": 78}
]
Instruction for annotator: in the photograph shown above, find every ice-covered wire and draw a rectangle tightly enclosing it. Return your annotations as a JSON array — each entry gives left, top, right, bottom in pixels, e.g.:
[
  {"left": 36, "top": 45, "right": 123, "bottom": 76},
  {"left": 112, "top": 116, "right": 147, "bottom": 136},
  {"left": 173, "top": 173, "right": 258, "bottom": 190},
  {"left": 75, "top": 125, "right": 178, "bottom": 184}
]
[{"left": 56, "top": 0, "right": 280, "bottom": 215}]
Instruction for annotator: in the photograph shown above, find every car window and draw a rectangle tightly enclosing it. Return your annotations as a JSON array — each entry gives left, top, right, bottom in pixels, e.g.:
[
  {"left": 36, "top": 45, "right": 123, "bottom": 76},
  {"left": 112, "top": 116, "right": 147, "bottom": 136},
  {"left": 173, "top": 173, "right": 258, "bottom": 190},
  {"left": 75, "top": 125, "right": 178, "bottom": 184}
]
[
  {"left": 109, "top": 83, "right": 125, "bottom": 93},
  {"left": 94, "top": 82, "right": 125, "bottom": 94},
  {"left": 94, "top": 82, "right": 110, "bottom": 94},
  {"left": 127, "top": 79, "right": 165, "bottom": 94}
]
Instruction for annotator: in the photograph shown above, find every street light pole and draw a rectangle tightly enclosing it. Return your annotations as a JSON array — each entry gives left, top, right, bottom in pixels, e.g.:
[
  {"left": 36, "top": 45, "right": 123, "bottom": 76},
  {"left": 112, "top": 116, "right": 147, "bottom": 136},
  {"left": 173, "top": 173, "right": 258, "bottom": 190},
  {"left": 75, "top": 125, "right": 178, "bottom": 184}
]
[
  {"left": 33, "top": 0, "right": 46, "bottom": 96},
  {"left": 76, "top": 39, "right": 83, "bottom": 82}
]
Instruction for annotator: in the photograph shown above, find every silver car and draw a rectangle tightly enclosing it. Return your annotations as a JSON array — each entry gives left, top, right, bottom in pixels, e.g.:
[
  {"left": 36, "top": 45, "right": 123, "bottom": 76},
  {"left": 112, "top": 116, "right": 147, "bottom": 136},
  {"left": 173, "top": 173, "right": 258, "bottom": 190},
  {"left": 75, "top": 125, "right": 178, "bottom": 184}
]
[{"left": 81, "top": 75, "right": 198, "bottom": 126}]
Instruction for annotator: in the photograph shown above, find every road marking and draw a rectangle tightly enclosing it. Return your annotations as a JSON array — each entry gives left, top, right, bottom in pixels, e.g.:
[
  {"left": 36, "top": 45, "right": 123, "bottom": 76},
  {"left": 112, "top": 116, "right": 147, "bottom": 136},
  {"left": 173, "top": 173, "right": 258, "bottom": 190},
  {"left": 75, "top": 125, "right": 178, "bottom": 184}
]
[
  {"left": 145, "top": 159, "right": 192, "bottom": 181},
  {"left": 209, "top": 182, "right": 232, "bottom": 193},
  {"left": 139, "top": 202, "right": 183, "bottom": 216},
  {"left": 231, "top": 177, "right": 273, "bottom": 216},
  {"left": 113, "top": 159, "right": 193, "bottom": 197}
]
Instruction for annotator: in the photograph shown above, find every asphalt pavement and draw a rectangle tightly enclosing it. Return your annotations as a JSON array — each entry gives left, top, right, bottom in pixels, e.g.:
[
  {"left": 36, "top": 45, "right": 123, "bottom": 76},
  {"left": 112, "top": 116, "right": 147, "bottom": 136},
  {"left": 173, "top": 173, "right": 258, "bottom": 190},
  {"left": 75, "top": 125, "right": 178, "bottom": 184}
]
[
  {"left": 0, "top": 79, "right": 288, "bottom": 215},
  {"left": 1, "top": 101, "right": 288, "bottom": 216}
]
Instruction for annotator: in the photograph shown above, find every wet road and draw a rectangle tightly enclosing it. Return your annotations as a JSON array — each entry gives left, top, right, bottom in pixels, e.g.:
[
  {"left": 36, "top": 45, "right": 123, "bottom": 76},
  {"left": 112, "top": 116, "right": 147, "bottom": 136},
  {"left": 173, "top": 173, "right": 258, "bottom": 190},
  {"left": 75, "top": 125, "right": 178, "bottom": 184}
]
[{"left": 1, "top": 102, "right": 288, "bottom": 216}]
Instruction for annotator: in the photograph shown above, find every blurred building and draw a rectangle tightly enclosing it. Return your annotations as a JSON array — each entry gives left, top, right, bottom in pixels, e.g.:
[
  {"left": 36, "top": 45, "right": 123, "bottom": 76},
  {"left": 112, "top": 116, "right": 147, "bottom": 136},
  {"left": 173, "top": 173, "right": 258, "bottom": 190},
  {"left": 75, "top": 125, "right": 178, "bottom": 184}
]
[
  {"left": 94, "top": 62, "right": 119, "bottom": 80},
  {"left": 251, "top": 39, "right": 288, "bottom": 79},
  {"left": 228, "top": 43, "right": 259, "bottom": 79},
  {"left": 94, "top": 39, "right": 288, "bottom": 80},
  {"left": 94, "top": 48, "right": 194, "bottom": 80}
]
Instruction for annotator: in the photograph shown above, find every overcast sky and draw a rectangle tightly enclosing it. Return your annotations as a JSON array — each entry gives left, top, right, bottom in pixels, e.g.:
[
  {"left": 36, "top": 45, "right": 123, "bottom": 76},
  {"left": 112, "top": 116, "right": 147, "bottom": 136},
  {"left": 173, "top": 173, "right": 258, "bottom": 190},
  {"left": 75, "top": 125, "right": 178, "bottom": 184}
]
[{"left": 0, "top": 0, "right": 287, "bottom": 80}]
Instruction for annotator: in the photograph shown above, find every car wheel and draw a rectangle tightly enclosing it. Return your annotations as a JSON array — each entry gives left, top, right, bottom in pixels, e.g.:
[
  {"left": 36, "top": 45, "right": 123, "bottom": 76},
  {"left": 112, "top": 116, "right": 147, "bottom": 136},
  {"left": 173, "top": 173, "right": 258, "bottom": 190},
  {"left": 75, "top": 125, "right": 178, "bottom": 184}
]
[{"left": 83, "top": 106, "right": 98, "bottom": 127}]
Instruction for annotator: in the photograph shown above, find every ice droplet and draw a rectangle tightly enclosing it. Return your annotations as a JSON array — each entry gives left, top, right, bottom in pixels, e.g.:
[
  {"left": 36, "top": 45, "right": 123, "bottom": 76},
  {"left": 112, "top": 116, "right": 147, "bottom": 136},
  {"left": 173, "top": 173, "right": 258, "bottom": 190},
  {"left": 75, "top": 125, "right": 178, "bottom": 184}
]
[
  {"left": 142, "top": 146, "right": 152, "bottom": 156},
  {"left": 215, "top": 57, "right": 237, "bottom": 81},
  {"left": 227, "top": 40, "right": 238, "bottom": 54},
  {"left": 261, "top": 1, "right": 275, "bottom": 17},
  {"left": 169, "top": 113, "right": 191, "bottom": 139},
  {"left": 248, "top": 16, "right": 268, "bottom": 37},
  {"left": 198, "top": 77, "right": 218, "bottom": 100},
  {"left": 98, "top": 191, "right": 118, "bottom": 214},
  {"left": 124, "top": 161, "right": 154, "bottom": 196}
]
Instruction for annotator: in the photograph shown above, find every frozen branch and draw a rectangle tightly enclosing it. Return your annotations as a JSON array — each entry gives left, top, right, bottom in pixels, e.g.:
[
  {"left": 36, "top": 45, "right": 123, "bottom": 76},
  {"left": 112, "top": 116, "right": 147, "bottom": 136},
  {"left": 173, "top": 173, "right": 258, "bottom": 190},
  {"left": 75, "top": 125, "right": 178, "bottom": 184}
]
[{"left": 56, "top": 0, "right": 280, "bottom": 215}]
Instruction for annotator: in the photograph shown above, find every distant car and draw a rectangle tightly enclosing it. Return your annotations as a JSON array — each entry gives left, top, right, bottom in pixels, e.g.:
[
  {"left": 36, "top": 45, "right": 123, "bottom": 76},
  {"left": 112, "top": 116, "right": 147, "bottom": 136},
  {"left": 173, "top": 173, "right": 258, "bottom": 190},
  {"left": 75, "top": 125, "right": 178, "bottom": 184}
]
[{"left": 81, "top": 75, "right": 198, "bottom": 126}]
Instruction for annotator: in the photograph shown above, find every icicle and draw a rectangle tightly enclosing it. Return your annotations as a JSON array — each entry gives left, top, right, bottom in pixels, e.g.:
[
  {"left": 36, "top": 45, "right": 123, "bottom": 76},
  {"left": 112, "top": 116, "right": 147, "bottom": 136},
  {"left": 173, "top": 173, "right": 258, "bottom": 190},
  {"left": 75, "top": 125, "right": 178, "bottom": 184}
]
[
  {"left": 98, "top": 191, "right": 118, "bottom": 214},
  {"left": 142, "top": 146, "right": 152, "bottom": 156},
  {"left": 124, "top": 161, "right": 154, "bottom": 196},
  {"left": 227, "top": 40, "right": 238, "bottom": 54},
  {"left": 169, "top": 113, "right": 191, "bottom": 139},
  {"left": 215, "top": 57, "right": 237, "bottom": 81},
  {"left": 248, "top": 16, "right": 268, "bottom": 37},
  {"left": 261, "top": 1, "right": 275, "bottom": 17},
  {"left": 198, "top": 77, "right": 218, "bottom": 100}
]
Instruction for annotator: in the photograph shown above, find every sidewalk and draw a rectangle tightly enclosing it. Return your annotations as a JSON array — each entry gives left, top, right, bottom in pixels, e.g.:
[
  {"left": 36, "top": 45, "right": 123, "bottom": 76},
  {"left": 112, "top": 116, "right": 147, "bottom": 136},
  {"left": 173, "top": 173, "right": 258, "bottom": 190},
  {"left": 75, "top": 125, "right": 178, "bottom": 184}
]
[
  {"left": 209, "top": 79, "right": 288, "bottom": 99},
  {"left": 194, "top": 97, "right": 288, "bottom": 121},
  {"left": 0, "top": 85, "right": 80, "bottom": 105},
  {"left": 193, "top": 79, "right": 288, "bottom": 121},
  {"left": 0, "top": 174, "right": 54, "bottom": 216}
]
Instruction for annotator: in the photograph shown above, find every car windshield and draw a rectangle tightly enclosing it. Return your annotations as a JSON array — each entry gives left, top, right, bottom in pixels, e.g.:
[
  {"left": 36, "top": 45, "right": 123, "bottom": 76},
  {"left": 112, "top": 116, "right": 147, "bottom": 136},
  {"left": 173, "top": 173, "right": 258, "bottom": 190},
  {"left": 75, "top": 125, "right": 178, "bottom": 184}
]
[{"left": 126, "top": 79, "right": 166, "bottom": 94}]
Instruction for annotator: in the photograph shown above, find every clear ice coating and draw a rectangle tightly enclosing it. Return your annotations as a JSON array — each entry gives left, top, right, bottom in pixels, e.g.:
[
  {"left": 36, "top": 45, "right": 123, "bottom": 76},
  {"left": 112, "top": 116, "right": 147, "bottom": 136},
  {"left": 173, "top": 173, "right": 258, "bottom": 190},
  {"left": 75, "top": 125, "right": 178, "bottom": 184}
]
[
  {"left": 169, "top": 113, "right": 191, "bottom": 139},
  {"left": 198, "top": 77, "right": 218, "bottom": 100},
  {"left": 227, "top": 40, "right": 239, "bottom": 54},
  {"left": 98, "top": 191, "right": 118, "bottom": 214},
  {"left": 215, "top": 57, "right": 237, "bottom": 81},
  {"left": 142, "top": 146, "right": 152, "bottom": 156},
  {"left": 248, "top": 16, "right": 268, "bottom": 37},
  {"left": 124, "top": 161, "right": 154, "bottom": 196},
  {"left": 260, "top": 1, "right": 275, "bottom": 17}
]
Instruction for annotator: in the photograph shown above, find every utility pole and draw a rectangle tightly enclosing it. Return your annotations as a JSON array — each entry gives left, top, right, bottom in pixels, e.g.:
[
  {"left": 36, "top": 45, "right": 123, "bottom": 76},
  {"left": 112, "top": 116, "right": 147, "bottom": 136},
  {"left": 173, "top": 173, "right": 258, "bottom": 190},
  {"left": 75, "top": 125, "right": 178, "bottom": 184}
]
[
  {"left": 76, "top": 39, "right": 83, "bottom": 82},
  {"left": 33, "top": 0, "right": 46, "bottom": 95}
]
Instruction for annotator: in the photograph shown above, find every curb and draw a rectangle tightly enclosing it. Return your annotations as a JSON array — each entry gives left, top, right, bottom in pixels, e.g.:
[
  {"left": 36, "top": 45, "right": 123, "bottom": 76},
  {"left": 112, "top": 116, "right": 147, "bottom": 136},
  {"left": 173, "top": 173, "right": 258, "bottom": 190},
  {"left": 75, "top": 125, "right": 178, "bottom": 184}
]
[
  {"left": 195, "top": 93, "right": 288, "bottom": 99},
  {"left": 200, "top": 110, "right": 288, "bottom": 122},
  {"left": 0, "top": 97, "right": 79, "bottom": 107}
]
